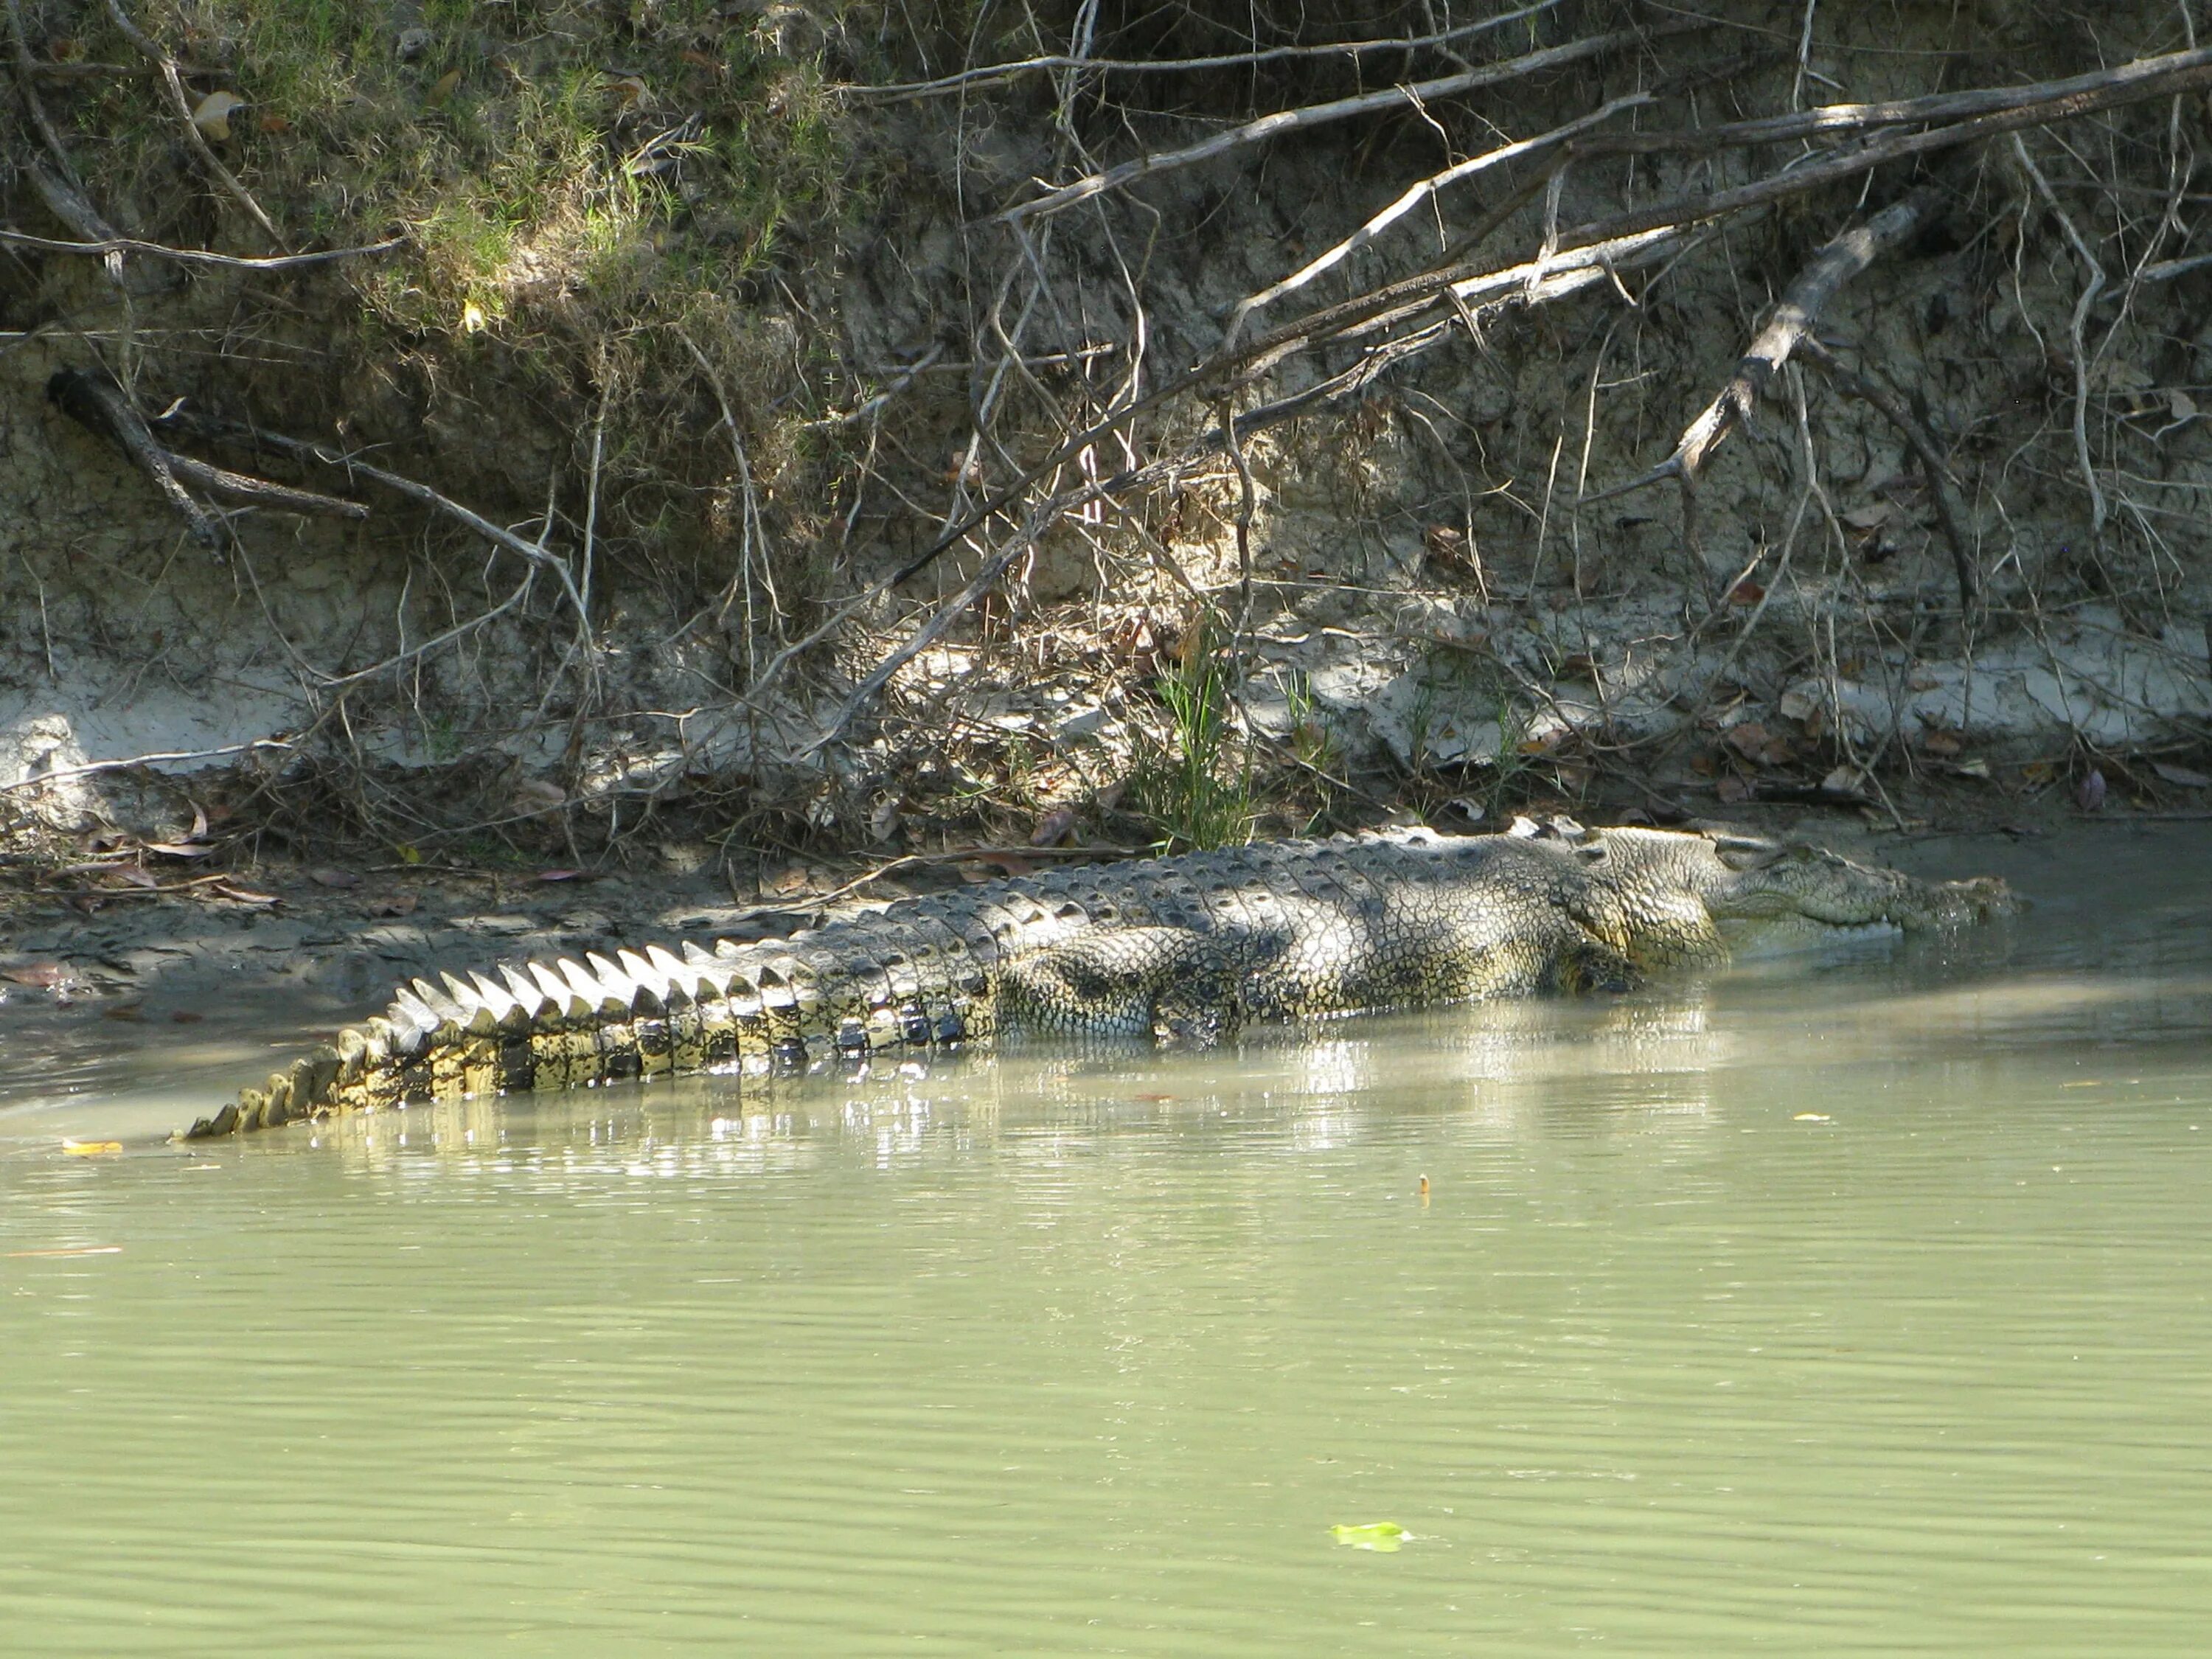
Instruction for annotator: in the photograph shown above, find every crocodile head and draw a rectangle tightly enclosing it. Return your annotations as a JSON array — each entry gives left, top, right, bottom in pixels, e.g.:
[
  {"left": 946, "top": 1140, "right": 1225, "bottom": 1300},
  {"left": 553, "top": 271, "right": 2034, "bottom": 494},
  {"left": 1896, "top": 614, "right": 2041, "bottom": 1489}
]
[
  {"left": 1540, "top": 821, "right": 2018, "bottom": 963},
  {"left": 1693, "top": 829, "right": 2020, "bottom": 939}
]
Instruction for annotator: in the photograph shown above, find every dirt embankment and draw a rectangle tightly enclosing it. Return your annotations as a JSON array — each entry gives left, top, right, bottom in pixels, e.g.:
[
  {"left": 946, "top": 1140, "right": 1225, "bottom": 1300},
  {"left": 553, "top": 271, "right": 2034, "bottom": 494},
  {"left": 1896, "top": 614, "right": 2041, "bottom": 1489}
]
[{"left": 0, "top": 0, "right": 2207, "bottom": 922}]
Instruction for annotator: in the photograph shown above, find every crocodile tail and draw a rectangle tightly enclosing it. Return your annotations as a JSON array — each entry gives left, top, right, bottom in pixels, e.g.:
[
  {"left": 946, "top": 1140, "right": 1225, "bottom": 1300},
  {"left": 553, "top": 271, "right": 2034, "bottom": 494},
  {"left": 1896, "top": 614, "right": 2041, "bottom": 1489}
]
[{"left": 177, "top": 940, "right": 787, "bottom": 1141}]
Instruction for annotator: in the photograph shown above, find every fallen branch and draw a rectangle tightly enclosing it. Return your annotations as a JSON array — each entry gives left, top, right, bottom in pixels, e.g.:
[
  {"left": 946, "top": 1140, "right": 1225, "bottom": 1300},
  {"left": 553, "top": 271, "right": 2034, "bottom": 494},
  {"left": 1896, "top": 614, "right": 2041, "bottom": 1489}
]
[
  {"left": 1796, "top": 336, "right": 1978, "bottom": 611},
  {"left": 999, "top": 21, "right": 1701, "bottom": 224},
  {"left": 1223, "top": 91, "right": 1653, "bottom": 346},
  {"left": 0, "top": 228, "right": 401, "bottom": 269},
  {"left": 1590, "top": 188, "right": 1940, "bottom": 501},
  {"left": 0, "top": 738, "right": 294, "bottom": 795},
  {"left": 162, "top": 412, "right": 589, "bottom": 624},
  {"left": 849, "top": 0, "right": 1566, "bottom": 98},
  {"left": 47, "top": 369, "right": 221, "bottom": 546},
  {"left": 159, "top": 450, "right": 367, "bottom": 519}
]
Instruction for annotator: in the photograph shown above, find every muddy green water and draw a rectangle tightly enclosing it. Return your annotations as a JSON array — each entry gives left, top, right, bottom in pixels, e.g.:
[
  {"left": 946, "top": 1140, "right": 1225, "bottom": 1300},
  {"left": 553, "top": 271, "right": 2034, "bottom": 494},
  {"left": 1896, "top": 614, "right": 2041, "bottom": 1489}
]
[{"left": 3, "top": 828, "right": 2211, "bottom": 1655}]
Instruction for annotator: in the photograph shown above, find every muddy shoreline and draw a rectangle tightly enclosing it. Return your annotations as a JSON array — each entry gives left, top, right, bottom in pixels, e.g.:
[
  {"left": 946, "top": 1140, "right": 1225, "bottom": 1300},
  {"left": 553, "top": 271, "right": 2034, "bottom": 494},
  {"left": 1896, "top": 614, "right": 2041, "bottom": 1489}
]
[{"left": 3, "top": 795, "right": 2196, "bottom": 1022}]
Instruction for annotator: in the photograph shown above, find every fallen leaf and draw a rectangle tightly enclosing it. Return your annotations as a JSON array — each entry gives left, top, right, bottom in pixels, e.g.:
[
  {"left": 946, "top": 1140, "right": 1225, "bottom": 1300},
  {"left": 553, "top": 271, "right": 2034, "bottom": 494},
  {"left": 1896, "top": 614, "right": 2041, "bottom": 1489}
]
[
  {"left": 1029, "top": 806, "right": 1077, "bottom": 847},
  {"left": 143, "top": 840, "right": 216, "bottom": 858},
  {"left": 1716, "top": 773, "right": 1753, "bottom": 804},
  {"left": 2169, "top": 389, "right": 2199, "bottom": 422},
  {"left": 215, "top": 883, "right": 281, "bottom": 907},
  {"left": 459, "top": 300, "right": 488, "bottom": 334},
  {"left": 537, "top": 869, "right": 586, "bottom": 883},
  {"left": 62, "top": 1141, "right": 123, "bottom": 1156},
  {"left": 102, "top": 1003, "right": 146, "bottom": 1023},
  {"left": 869, "top": 797, "right": 903, "bottom": 844},
  {"left": 604, "top": 70, "right": 648, "bottom": 107},
  {"left": 1919, "top": 729, "right": 1963, "bottom": 758},
  {"left": 426, "top": 67, "right": 463, "bottom": 105},
  {"left": 1814, "top": 765, "right": 1867, "bottom": 801},
  {"left": 1725, "top": 722, "right": 1794, "bottom": 767},
  {"left": 364, "top": 891, "right": 420, "bottom": 918},
  {"left": 1330, "top": 1522, "right": 1410, "bottom": 1552},
  {"left": 309, "top": 867, "right": 361, "bottom": 888},
  {"left": 2152, "top": 761, "right": 2210, "bottom": 789},
  {"left": 1841, "top": 501, "right": 1895, "bottom": 531},
  {"left": 191, "top": 89, "right": 246, "bottom": 139},
  {"left": 1, "top": 963, "right": 69, "bottom": 988},
  {"left": 2077, "top": 769, "right": 2107, "bottom": 813},
  {"left": 256, "top": 112, "right": 291, "bottom": 133},
  {"left": 1956, "top": 757, "right": 1992, "bottom": 779},
  {"left": 1727, "top": 578, "right": 1765, "bottom": 606},
  {"left": 169, "top": 1010, "right": 204, "bottom": 1024},
  {"left": 678, "top": 47, "right": 723, "bottom": 73}
]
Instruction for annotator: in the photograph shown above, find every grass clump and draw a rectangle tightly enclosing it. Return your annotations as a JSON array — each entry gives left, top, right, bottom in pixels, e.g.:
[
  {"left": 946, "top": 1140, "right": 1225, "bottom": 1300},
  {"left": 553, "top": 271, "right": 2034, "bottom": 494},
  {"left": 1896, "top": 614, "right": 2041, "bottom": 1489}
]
[{"left": 1133, "top": 638, "right": 1255, "bottom": 852}]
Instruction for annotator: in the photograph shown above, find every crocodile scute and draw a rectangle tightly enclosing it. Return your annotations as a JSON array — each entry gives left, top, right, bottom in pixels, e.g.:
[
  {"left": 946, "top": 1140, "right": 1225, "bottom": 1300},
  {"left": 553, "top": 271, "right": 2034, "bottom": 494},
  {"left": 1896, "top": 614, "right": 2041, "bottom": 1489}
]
[{"left": 181, "top": 819, "right": 2017, "bottom": 1140}]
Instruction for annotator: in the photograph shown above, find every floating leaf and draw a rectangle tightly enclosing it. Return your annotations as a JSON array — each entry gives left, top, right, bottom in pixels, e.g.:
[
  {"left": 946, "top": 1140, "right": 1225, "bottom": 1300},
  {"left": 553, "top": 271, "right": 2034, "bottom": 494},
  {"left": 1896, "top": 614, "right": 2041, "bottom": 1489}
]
[
  {"left": 191, "top": 89, "right": 246, "bottom": 139},
  {"left": 1, "top": 963, "right": 69, "bottom": 988},
  {"left": 62, "top": 1140, "right": 123, "bottom": 1156},
  {"left": 1794, "top": 1113, "right": 1832, "bottom": 1122},
  {"left": 1330, "top": 1522, "right": 1410, "bottom": 1552}
]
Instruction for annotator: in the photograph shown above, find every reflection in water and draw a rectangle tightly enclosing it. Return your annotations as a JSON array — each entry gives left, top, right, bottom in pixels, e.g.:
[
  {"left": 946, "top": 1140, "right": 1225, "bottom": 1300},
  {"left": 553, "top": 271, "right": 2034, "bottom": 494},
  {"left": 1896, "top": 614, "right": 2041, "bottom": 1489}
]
[{"left": 1, "top": 828, "right": 2211, "bottom": 1655}]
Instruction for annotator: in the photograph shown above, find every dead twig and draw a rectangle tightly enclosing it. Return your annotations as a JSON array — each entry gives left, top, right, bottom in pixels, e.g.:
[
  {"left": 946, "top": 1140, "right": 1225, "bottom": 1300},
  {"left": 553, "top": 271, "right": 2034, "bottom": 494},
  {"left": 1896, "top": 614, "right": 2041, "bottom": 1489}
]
[
  {"left": 1795, "top": 335, "right": 1977, "bottom": 612},
  {"left": 999, "top": 21, "right": 1700, "bottom": 225},
  {"left": 1223, "top": 91, "right": 1655, "bottom": 347},
  {"left": 0, "top": 228, "right": 401, "bottom": 269},
  {"left": 849, "top": 0, "right": 1566, "bottom": 98},
  {"left": 1, "top": 739, "right": 294, "bottom": 795},
  {"left": 101, "top": 0, "right": 285, "bottom": 250},
  {"left": 162, "top": 412, "right": 589, "bottom": 625}
]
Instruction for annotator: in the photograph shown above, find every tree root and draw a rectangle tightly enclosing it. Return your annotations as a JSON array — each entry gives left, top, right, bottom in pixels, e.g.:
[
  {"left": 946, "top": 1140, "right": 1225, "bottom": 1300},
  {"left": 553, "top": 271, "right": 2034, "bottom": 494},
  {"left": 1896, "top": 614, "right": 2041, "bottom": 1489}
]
[
  {"left": 47, "top": 370, "right": 367, "bottom": 546},
  {"left": 1795, "top": 336, "right": 1977, "bottom": 613}
]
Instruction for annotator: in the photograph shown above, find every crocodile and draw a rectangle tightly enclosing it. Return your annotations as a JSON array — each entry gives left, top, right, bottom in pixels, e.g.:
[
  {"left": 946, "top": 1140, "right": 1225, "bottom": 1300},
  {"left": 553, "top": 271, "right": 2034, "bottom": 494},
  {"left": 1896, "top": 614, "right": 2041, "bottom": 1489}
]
[{"left": 181, "top": 818, "right": 2016, "bottom": 1141}]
